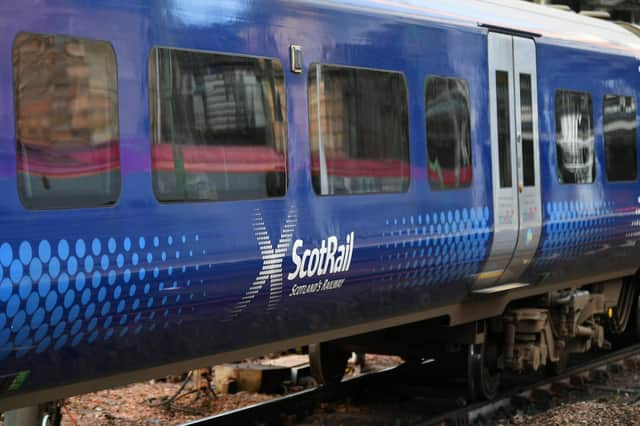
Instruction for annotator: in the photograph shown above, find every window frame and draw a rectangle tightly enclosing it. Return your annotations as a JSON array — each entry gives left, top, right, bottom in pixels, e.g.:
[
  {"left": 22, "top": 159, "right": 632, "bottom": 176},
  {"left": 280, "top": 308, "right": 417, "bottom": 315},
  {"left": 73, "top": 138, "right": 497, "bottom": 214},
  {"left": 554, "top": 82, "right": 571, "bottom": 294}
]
[
  {"left": 424, "top": 74, "right": 474, "bottom": 191},
  {"left": 12, "top": 31, "right": 122, "bottom": 211},
  {"left": 147, "top": 45, "right": 290, "bottom": 204},
  {"left": 554, "top": 89, "right": 596, "bottom": 185},
  {"left": 602, "top": 93, "right": 638, "bottom": 183},
  {"left": 307, "top": 62, "right": 411, "bottom": 197}
]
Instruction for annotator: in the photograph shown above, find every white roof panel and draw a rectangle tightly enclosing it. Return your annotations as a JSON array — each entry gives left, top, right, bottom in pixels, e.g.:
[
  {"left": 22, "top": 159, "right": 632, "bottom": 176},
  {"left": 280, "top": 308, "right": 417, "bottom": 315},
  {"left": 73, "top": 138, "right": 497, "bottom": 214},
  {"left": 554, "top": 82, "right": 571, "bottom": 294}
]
[{"left": 292, "top": 0, "right": 640, "bottom": 55}]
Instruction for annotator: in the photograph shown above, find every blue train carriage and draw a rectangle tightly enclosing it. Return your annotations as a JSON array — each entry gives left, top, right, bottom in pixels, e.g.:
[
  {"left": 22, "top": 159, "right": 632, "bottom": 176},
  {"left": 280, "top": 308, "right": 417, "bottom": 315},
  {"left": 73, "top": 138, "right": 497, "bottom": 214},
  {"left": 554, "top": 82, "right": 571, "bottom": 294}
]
[{"left": 0, "top": 0, "right": 639, "bottom": 419}]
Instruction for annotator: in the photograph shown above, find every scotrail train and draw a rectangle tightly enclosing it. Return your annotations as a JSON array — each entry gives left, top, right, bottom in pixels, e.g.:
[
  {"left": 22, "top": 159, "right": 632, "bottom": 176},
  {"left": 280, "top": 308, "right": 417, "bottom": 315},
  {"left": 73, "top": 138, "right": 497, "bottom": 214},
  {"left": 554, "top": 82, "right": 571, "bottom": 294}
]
[{"left": 0, "top": 0, "right": 639, "bottom": 418}]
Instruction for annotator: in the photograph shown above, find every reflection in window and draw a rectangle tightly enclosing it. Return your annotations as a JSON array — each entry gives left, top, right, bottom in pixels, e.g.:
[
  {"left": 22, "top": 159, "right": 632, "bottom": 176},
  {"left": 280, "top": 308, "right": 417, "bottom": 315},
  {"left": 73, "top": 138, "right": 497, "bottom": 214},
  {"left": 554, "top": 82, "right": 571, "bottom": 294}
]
[
  {"left": 308, "top": 65, "right": 410, "bottom": 195},
  {"left": 149, "top": 48, "right": 287, "bottom": 202},
  {"left": 14, "top": 33, "right": 121, "bottom": 209},
  {"left": 604, "top": 95, "right": 637, "bottom": 182},
  {"left": 556, "top": 91, "right": 595, "bottom": 184},
  {"left": 496, "top": 71, "right": 512, "bottom": 188},
  {"left": 425, "top": 76, "right": 472, "bottom": 190},
  {"left": 520, "top": 74, "right": 535, "bottom": 187}
]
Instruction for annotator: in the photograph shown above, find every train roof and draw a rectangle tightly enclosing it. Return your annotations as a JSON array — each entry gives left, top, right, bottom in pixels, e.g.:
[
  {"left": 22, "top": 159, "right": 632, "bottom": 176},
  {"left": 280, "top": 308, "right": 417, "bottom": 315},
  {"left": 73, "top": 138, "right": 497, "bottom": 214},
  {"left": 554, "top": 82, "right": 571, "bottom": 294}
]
[{"left": 290, "top": 0, "right": 640, "bottom": 55}]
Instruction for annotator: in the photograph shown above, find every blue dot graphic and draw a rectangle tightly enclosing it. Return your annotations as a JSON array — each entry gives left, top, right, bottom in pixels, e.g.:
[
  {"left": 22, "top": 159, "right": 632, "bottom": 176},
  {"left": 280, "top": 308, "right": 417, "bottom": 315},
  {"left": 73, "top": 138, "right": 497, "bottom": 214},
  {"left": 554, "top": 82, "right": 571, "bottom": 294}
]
[
  {"left": 57, "top": 240, "right": 69, "bottom": 261},
  {"left": 49, "top": 257, "right": 60, "bottom": 279},
  {"left": 67, "top": 257, "right": 78, "bottom": 276},
  {"left": 26, "top": 292, "right": 39, "bottom": 315},
  {"left": 139, "top": 237, "right": 146, "bottom": 250},
  {"left": 75, "top": 239, "right": 86, "bottom": 258},
  {"left": 11, "top": 311, "right": 25, "bottom": 331},
  {"left": 88, "top": 317, "right": 97, "bottom": 331},
  {"left": 6, "top": 295, "right": 20, "bottom": 318},
  {"left": 81, "top": 289, "right": 91, "bottom": 305},
  {"left": 124, "top": 238, "right": 131, "bottom": 252},
  {"left": 71, "top": 320, "right": 82, "bottom": 335},
  {"left": 64, "top": 290, "right": 75, "bottom": 308},
  {"left": 36, "top": 337, "right": 51, "bottom": 353},
  {"left": 0, "top": 243, "right": 13, "bottom": 267},
  {"left": 101, "top": 302, "right": 111, "bottom": 316},
  {"left": 51, "top": 307, "right": 63, "bottom": 326},
  {"left": 19, "top": 242, "right": 32, "bottom": 265},
  {"left": 101, "top": 255, "right": 109, "bottom": 271},
  {"left": 75, "top": 272, "right": 86, "bottom": 292},
  {"left": 34, "top": 323, "right": 47, "bottom": 341},
  {"left": 0, "top": 279, "right": 12, "bottom": 302},
  {"left": 108, "top": 238, "right": 116, "bottom": 254},
  {"left": 84, "top": 256, "right": 94, "bottom": 273},
  {"left": 18, "top": 277, "right": 32, "bottom": 300},
  {"left": 68, "top": 305, "right": 80, "bottom": 322},
  {"left": 39, "top": 241, "right": 51, "bottom": 263},
  {"left": 91, "top": 272, "right": 101, "bottom": 288},
  {"left": 92, "top": 239, "right": 101, "bottom": 256},
  {"left": 57, "top": 273, "right": 71, "bottom": 294},
  {"left": 31, "top": 309, "right": 45, "bottom": 330},
  {"left": 29, "top": 258, "right": 43, "bottom": 281},
  {"left": 10, "top": 261, "right": 23, "bottom": 283},
  {"left": 54, "top": 335, "right": 67, "bottom": 350},
  {"left": 45, "top": 292, "right": 57, "bottom": 312},
  {"left": 85, "top": 303, "right": 96, "bottom": 320}
]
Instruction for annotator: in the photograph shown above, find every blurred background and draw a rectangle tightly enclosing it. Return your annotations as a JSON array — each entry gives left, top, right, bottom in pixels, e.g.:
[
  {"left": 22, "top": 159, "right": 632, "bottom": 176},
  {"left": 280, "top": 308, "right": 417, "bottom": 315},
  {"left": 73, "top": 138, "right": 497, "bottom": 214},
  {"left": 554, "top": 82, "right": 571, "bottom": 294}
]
[{"left": 526, "top": 0, "right": 640, "bottom": 23}]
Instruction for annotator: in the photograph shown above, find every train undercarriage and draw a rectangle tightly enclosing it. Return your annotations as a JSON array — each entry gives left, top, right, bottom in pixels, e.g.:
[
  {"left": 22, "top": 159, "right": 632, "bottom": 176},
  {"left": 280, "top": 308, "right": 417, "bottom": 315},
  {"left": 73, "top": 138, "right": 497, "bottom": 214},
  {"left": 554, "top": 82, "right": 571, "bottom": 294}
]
[{"left": 310, "top": 276, "right": 640, "bottom": 401}]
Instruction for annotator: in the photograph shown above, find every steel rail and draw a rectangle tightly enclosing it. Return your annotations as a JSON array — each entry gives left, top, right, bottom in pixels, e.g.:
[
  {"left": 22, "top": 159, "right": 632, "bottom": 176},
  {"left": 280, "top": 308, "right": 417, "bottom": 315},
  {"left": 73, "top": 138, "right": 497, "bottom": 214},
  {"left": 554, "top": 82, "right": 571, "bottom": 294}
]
[{"left": 181, "top": 343, "right": 640, "bottom": 426}]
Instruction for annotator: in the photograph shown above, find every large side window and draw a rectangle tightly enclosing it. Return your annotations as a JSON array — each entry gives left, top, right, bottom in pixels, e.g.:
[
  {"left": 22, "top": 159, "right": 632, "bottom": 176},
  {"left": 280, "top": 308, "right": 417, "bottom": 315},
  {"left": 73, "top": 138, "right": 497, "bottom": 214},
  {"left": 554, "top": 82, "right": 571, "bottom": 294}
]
[
  {"left": 308, "top": 65, "right": 410, "bottom": 195},
  {"left": 425, "top": 76, "right": 472, "bottom": 190},
  {"left": 555, "top": 90, "right": 595, "bottom": 184},
  {"left": 149, "top": 48, "right": 287, "bottom": 203},
  {"left": 603, "top": 95, "right": 637, "bottom": 182},
  {"left": 13, "top": 33, "right": 121, "bottom": 209}
]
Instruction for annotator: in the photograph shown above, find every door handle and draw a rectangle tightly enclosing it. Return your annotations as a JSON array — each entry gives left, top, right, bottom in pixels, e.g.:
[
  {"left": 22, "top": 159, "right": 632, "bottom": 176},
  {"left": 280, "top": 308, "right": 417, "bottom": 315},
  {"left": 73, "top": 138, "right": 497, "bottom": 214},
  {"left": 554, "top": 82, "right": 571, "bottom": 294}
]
[{"left": 518, "top": 182, "right": 524, "bottom": 193}]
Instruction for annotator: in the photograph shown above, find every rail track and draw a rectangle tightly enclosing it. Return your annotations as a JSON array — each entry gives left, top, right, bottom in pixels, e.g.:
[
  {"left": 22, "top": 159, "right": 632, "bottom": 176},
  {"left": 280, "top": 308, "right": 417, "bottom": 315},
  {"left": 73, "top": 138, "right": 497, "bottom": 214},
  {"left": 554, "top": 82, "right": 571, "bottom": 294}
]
[{"left": 181, "top": 343, "right": 640, "bottom": 426}]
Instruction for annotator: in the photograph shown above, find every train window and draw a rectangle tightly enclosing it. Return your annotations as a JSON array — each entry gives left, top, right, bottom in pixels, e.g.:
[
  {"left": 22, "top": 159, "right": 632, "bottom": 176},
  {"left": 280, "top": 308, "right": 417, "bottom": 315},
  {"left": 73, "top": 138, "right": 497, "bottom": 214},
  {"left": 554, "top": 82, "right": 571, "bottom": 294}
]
[
  {"left": 308, "top": 64, "right": 410, "bottom": 195},
  {"left": 149, "top": 47, "right": 287, "bottom": 203},
  {"left": 495, "top": 71, "right": 512, "bottom": 188},
  {"left": 425, "top": 76, "right": 472, "bottom": 190},
  {"left": 520, "top": 74, "right": 535, "bottom": 187},
  {"left": 13, "top": 33, "right": 121, "bottom": 209},
  {"left": 555, "top": 90, "right": 595, "bottom": 184},
  {"left": 603, "top": 95, "right": 637, "bottom": 182}
]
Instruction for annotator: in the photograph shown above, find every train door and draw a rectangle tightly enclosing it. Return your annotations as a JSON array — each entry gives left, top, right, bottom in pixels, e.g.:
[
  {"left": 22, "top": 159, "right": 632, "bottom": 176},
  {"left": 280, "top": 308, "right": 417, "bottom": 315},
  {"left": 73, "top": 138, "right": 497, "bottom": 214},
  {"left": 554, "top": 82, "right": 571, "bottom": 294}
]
[{"left": 474, "top": 33, "right": 542, "bottom": 293}]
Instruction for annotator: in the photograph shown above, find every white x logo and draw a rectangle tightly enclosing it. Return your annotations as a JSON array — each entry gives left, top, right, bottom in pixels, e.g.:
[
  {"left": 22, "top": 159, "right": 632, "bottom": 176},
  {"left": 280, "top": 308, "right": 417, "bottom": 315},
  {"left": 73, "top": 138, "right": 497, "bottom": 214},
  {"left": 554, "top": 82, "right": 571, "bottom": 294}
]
[{"left": 227, "top": 207, "right": 297, "bottom": 319}]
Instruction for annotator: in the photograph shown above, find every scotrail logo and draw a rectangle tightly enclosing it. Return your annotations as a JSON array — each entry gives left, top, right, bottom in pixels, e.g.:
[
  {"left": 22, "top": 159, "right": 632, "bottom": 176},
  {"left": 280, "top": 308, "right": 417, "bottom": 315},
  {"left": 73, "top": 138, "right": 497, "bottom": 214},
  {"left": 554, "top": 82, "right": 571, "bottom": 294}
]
[
  {"left": 228, "top": 208, "right": 355, "bottom": 319},
  {"left": 288, "top": 233, "right": 355, "bottom": 280}
]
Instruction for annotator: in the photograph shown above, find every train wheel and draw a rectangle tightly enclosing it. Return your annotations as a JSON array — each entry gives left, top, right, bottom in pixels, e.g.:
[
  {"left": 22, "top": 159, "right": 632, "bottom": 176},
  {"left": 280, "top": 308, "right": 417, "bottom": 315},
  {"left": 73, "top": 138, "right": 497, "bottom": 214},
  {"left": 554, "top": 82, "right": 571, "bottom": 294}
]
[
  {"left": 309, "top": 342, "right": 350, "bottom": 388},
  {"left": 467, "top": 342, "right": 501, "bottom": 401}
]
